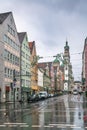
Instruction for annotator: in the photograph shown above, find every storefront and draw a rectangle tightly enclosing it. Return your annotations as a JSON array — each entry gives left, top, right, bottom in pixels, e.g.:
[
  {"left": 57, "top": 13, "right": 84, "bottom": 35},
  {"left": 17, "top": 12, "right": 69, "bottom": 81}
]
[
  {"left": 22, "top": 87, "right": 31, "bottom": 101},
  {"left": 5, "top": 86, "right": 10, "bottom": 102},
  {"left": 31, "top": 86, "right": 39, "bottom": 94}
]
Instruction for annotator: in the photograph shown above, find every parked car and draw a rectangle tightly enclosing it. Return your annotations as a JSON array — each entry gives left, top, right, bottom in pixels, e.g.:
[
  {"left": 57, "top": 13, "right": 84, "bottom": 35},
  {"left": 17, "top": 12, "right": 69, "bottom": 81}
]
[
  {"left": 73, "top": 89, "right": 78, "bottom": 95},
  {"left": 27, "top": 94, "right": 40, "bottom": 103},
  {"left": 38, "top": 91, "right": 48, "bottom": 99}
]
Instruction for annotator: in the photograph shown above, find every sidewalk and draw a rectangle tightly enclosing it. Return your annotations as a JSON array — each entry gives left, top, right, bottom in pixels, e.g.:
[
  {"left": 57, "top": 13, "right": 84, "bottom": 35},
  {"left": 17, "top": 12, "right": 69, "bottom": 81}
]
[
  {"left": 0, "top": 101, "right": 29, "bottom": 110},
  {"left": 83, "top": 92, "right": 87, "bottom": 124}
]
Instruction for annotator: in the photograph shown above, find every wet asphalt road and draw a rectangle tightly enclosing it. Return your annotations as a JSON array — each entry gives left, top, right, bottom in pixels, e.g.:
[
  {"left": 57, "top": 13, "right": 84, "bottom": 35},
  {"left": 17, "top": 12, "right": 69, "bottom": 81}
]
[{"left": 0, "top": 94, "right": 87, "bottom": 130}]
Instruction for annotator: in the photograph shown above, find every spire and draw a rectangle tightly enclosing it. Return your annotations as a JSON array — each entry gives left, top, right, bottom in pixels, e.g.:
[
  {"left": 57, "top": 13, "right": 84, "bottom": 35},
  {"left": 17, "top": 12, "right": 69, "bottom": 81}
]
[
  {"left": 85, "top": 37, "right": 87, "bottom": 44},
  {"left": 64, "top": 40, "right": 69, "bottom": 50},
  {"left": 53, "top": 57, "right": 60, "bottom": 64}
]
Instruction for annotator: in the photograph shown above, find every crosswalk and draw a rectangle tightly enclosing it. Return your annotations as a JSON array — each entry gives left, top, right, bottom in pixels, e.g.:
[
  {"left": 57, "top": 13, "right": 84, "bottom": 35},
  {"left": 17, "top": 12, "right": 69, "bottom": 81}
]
[{"left": 0, "top": 123, "right": 86, "bottom": 129}]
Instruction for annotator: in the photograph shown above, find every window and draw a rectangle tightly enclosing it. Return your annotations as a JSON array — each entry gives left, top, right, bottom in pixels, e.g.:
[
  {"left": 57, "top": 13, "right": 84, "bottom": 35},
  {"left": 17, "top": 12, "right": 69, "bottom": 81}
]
[
  {"left": 26, "top": 80, "right": 30, "bottom": 86},
  {"left": 4, "top": 49, "right": 7, "bottom": 59},
  {"left": 4, "top": 35, "right": 7, "bottom": 43},
  {"left": 10, "top": 54, "right": 12, "bottom": 62},
  {"left": 10, "top": 69, "right": 13, "bottom": 77},
  {"left": 8, "top": 25, "right": 15, "bottom": 37},
  {"left": 4, "top": 67, "right": 7, "bottom": 77},
  {"left": 8, "top": 69, "right": 10, "bottom": 77},
  {"left": 13, "top": 55, "right": 15, "bottom": 64},
  {"left": 7, "top": 52, "right": 10, "bottom": 61},
  {"left": 22, "top": 79, "right": 25, "bottom": 86}
]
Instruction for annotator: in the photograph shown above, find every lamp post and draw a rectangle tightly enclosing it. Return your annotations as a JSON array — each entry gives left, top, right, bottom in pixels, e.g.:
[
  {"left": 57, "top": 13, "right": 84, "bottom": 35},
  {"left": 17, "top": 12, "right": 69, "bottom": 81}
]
[
  {"left": 54, "top": 69, "right": 57, "bottom": 94},
  {"left": 13, "top": 69, "right": 17, "bottom": 109}
]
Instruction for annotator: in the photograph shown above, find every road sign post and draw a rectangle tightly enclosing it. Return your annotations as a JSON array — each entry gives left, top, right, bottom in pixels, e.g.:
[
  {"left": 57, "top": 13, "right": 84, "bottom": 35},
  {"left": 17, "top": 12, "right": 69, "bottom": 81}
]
[{"left": 13, "top": 69, "right": 17, "bottom": 109}]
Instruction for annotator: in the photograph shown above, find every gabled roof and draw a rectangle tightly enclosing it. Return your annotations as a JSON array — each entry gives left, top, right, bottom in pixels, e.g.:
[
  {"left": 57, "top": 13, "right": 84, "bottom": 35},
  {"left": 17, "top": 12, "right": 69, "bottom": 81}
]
[
  {"left": 0, "top": 12, "right": 12, "bottom": 24},
  {"left": 38, "top": 62, "right": 52, "bottom": 68},
  {"left": 53, "top": 57, "right": 60, "bottom": 63},
  {"left": 29, "top": 41, "right": 35, "bottom": 54},
  {"left": 18, "top": 32, "right": 26, "bottom": 43},
  {"left": 38, "top": 62, "right": 52, "bottom": 77}
]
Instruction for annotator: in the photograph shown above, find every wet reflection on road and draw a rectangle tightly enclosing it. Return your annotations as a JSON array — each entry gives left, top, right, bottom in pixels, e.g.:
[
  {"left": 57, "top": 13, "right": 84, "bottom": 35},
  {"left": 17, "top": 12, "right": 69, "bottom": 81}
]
[{"left": 0, "top": 94, "right": 86, "bottom": 130}]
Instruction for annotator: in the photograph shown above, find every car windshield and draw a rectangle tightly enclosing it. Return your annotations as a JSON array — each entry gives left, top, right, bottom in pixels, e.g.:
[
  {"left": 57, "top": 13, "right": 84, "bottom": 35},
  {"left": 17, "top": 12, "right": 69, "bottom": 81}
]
[{"left": 73, "top": 90, "right": 77, "bottom": 92}]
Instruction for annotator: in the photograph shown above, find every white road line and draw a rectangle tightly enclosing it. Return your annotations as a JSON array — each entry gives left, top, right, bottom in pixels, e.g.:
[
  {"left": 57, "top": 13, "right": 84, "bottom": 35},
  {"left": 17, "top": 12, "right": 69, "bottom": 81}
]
[
  {"left": 49, "top": 123, "right": 81, "bottom": 127},
  {"left": 4, "top": 122, "right": 27, "bottom": 125},
  {"left": 8, "top": 125, "right": 17, "bottom": 127},
  {"left": 57, "top": 126, "right": 66, "bottom": 128},
  {"left": 44, "top": 125, "right": 54, "bottom": 128},
  {"left": 20, "top": 125, "right": 29, "bottom": 127},
  {"left": 49, "top": 123, "right": 76, "bottom": 126},
  {"left": 0, "top": 125, "right": 6, "bottom": 127},
  {"left": 70, "top": 126, "right": 81, "bottom": 128},
  {"left": 0, "top": 109, "right": 6, "bottom": 111},
  {"left": 32, "top": 125, "right": 41, "bottom": 127}
]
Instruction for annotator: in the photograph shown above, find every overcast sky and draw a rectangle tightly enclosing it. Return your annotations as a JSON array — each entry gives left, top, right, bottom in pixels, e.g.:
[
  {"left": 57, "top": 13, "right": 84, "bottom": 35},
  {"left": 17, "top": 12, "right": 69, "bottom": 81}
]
[{"left": 0, "top": 0, "right": 87, "bottom": 80}]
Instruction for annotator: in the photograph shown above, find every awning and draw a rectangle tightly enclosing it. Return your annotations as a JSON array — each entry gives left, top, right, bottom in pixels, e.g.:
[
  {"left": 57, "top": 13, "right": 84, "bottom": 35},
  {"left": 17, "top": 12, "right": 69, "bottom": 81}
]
[
  {"left": 5, "top": 86, "right": 10, "bottom": 92},
  {"left": 22, "top": 87, "right": 30, "bottom": 92},
  {"left": 31, "top": 86, "right": 39, "bottom": 90}
]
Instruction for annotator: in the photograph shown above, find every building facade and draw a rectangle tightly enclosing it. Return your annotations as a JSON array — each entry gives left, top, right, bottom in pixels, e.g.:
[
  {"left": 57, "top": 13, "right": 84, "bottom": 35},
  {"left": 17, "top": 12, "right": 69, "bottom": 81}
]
[
  {"left": 18, "top": 32, "right": 31, "bottom": 101},
  {"left": 38, "top": 62, "right": 52, "bottom": 93},
  {"left": 38, "top": 68, "right": 44, "bottom": 91},
  {"left": 53, "top": 57, "right": 64, "bottom": 93},
  {"left": 29, "top": 41, "right": 39, "bottom": 94},
  {"left": 0, "top": 12, "right": 20, "bottom": 102},
  {"left": 63, "top": 41, "right": 74, "bottom": 92},
  {"left": 82, "top": 37, "right": 87, "bottom": 90}
]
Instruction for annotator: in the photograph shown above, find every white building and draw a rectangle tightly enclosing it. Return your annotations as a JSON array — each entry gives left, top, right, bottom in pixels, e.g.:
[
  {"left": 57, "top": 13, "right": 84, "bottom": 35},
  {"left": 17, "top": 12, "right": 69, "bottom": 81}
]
[
  {"left": 0, "top": 12, "right": 20, "bottom": 102},
  {"left": 63, "top": 41, "right": 74, "bottom": 92},
  {"left": 38, "top": 68, "right": 44, "bottom": 91}
]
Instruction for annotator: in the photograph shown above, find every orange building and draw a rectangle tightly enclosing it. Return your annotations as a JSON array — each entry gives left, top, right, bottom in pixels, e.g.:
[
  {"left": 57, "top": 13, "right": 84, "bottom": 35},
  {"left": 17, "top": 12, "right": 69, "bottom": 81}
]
[{"left": 29, "top": 41, "right": 39, "bottom": 94}]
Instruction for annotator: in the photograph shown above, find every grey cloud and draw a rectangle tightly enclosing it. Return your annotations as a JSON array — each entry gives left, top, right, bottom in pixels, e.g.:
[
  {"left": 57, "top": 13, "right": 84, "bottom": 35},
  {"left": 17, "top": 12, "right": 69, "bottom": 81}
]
[{"left": 0, "top": 0, "right": 86, "bottom": 80}]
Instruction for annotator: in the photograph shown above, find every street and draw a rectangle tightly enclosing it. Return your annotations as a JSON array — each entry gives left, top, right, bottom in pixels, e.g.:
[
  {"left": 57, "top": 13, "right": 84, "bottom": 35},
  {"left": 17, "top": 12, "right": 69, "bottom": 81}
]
[{"left": 0, "top": 94, "right": 86, "bottom": 130}]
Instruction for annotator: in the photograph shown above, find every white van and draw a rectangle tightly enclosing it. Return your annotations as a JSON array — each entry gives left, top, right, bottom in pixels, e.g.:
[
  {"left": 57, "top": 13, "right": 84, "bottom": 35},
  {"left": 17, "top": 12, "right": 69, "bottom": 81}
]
[{"left": 39, "top": 91, "right": 48, "bottom": 99}]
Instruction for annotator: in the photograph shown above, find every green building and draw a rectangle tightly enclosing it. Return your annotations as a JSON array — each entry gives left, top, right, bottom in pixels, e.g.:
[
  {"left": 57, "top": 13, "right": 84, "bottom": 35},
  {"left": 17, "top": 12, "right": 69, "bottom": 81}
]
[{"left": 18, "top": 32, "right": 31, "bottom": 101}]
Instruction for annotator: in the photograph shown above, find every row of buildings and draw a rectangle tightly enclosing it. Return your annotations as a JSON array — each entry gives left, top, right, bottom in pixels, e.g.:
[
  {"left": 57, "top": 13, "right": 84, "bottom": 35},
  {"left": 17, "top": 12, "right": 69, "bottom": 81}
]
[{"left": 0, "top": 11, "right": 74, "bottom": 102}]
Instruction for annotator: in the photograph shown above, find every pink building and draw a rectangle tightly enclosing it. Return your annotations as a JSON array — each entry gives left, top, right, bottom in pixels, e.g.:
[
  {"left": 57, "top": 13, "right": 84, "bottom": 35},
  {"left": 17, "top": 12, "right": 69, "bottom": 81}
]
[{"left": 82, "top": 38, "right": 87, "bottom": 89}]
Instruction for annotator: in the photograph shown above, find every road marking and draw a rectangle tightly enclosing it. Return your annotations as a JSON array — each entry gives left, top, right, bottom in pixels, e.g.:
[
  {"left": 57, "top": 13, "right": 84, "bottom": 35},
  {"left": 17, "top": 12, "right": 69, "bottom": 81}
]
[
  {"left": 70, "top": 126, "right": 81, "bottom": 128},
  {"left": 8, "top": 125, "right": 17, "bottom": 127},
  {"left": 0, "top": 109, "right": 6, "bottom": 111},
  {"left": 49, "top": 123, "right": 76, "bottom": 126},
  {"left": 0, "top": 124, "right": 86, "bottom": 129},
  {"left": 32, "top": 125, "right": 41, "bottom": 127},
  {"left": 44, "top": 125, "right": 54, "bottom": 128},
  {"left": 20, "top": 125, "right": 29, "bottom": 127},
  {"left": 4, "top": 122, "right": 27, "bottom": 125},
  {"left": 49, "top": 123, "right": 83, "bottom": 128},
  {"left": 0, "top": 125, "right": 6, "bottom": 127}
]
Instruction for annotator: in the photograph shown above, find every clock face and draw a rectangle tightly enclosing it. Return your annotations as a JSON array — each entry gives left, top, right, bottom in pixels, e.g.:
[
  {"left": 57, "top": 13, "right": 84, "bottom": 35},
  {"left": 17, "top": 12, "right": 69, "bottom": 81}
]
[{"left": 64, "top": 83, "right": 68, "bottom": 90}]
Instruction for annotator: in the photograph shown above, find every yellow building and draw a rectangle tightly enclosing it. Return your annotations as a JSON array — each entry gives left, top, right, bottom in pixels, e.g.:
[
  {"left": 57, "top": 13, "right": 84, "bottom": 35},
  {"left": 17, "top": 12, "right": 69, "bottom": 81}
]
[{"left": 29, "top": 41, "right": 39, "bottom": 94}]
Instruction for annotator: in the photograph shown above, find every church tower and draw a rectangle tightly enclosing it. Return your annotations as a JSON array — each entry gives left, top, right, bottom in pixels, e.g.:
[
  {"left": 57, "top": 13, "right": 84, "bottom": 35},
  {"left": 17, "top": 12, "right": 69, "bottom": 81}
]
[
  {"left": 64, "top": 40, "right": 70, "bottom": 63},
  {"left": 63, "top": 40, "right": 73, "bottom": 92}
]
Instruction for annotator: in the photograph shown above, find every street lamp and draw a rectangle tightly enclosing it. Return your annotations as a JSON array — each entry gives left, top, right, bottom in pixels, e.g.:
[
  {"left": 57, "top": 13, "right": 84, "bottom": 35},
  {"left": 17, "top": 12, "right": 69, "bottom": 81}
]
[{"left": 13, "top": 69, "right": 17, "bottom": 109}]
